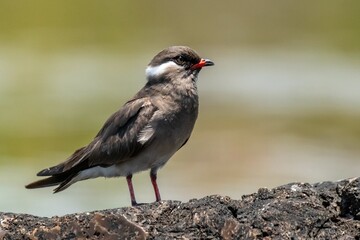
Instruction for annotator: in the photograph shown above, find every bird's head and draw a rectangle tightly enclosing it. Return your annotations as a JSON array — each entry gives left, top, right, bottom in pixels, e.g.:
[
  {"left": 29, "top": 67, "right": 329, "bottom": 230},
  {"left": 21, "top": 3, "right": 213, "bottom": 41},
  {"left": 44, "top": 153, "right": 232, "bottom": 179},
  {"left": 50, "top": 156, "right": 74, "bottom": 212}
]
[{"left": 146, "top": 46, "right": 214, "bottom": 83}]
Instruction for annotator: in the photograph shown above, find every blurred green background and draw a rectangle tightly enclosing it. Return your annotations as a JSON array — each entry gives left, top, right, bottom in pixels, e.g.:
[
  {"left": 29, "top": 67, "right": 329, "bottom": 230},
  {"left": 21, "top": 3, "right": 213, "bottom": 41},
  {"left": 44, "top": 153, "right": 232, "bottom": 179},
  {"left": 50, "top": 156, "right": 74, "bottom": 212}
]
[{"left": 1, "top": 1, "right": 360, "bottom": 216}]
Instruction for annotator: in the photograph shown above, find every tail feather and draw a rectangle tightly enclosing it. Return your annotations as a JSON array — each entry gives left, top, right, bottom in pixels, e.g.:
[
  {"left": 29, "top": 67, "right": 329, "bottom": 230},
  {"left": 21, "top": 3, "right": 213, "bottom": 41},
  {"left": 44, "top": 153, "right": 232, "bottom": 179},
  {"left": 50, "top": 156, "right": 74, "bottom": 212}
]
[
  {"left": 25, "top": 174, "right": 69, "bottom": 189},
  {"left": 37, "top": 147, "right": 87, "bottom": 176},
  {"left": 26, "top": 171, "right": 79, "bottom": 193},
  {"left": 37, "top": 165, "right": 66, "bottom": 176},
  {"left": 53, "top": 173, "right": 78, "bottom": 193},
  {"left": 27, "top": 147, "right": 90, "bottom": 192}
]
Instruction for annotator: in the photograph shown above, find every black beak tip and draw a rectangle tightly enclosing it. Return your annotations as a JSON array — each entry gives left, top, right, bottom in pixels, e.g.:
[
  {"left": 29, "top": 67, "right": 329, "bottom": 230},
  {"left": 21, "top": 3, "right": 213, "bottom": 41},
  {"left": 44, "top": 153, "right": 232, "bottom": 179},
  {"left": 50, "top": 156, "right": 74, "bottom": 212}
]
[{"left": 204, "top": 59, "right": 215, "bottom": 67}]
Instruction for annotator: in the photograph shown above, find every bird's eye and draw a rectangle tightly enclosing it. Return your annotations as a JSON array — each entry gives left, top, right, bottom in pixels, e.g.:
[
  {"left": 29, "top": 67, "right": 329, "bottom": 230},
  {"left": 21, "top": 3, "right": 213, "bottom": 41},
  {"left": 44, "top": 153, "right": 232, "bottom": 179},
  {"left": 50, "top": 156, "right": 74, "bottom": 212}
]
[{"left": 174, "top": 55, "right": 185, "bottom": 65}]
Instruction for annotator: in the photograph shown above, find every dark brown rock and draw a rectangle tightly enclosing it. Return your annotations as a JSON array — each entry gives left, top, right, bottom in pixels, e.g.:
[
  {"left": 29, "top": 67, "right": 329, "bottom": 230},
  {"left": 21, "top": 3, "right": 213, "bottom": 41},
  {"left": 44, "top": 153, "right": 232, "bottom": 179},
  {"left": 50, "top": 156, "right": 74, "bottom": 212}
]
[{"left": 2, "top": 178, "right": 360, "bottom": 239}]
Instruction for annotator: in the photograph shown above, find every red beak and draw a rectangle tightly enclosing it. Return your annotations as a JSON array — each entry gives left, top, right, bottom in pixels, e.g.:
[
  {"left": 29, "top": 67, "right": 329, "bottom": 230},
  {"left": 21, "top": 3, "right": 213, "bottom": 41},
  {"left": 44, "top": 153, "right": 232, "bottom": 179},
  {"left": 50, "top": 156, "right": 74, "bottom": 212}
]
[{"left": 191, "top": 58, "right": 215, "bottom": 70}]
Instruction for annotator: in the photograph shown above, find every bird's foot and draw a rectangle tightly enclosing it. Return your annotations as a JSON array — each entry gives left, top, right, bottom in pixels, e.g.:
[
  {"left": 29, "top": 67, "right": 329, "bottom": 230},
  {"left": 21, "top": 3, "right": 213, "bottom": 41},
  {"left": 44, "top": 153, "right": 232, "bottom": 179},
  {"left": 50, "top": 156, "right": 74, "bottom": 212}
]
[{"left": 131, "top": 201, "right": 147, "bottom": 207}]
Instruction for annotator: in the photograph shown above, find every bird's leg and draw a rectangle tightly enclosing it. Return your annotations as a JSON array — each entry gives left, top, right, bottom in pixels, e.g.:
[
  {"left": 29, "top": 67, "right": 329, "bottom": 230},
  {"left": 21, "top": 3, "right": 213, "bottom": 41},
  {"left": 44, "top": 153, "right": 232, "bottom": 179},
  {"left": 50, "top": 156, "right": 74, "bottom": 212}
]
[
  {"left": 126, "top": 175, "right": 137, "bottom": 206},
  {"left": 150, "top": 170, "right": 161, "bottom": 202}
]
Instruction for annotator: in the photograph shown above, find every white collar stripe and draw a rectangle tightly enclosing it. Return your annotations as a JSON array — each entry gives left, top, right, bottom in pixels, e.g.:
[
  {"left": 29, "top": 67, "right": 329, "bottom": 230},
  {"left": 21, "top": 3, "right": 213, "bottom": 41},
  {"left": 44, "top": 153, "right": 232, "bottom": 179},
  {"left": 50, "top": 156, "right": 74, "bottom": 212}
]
[{"left": 146, "top": 61, "right": 178, "bottom": 79}]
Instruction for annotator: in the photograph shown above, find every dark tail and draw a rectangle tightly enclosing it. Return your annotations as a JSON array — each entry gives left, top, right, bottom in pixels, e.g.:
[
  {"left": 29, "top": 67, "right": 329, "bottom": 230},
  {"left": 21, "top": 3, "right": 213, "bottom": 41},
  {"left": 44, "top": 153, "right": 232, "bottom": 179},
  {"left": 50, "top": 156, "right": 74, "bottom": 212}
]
[
  {"left": 25, "top": 174, "right": 68, "bottom": 189},
  {"left": 26, "top": 147, "right": 89, "bottom": 192},
  {"left": 36, "top": 147, "right": 87, "bottom": 177},
  {"left": 25, "top": 172, "right": 78, "bottom": 193}
]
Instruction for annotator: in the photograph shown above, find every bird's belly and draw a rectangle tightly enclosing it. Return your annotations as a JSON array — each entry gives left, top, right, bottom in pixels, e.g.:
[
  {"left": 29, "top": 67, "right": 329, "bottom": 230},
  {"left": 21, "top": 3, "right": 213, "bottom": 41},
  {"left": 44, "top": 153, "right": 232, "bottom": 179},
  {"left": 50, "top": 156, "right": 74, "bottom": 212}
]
[
  {"left": 77, "top": 147, "right": 175, "bottom": 180},
  {"left": 117, "top": 150, "right": 174, "bottom": 176}
]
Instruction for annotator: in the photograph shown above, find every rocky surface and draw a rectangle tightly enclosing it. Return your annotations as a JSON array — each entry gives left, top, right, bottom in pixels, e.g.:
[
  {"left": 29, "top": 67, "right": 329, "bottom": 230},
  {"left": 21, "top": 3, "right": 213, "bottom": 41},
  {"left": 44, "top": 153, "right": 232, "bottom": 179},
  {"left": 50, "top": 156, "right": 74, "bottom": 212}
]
[{"left": 1, "top": 178, "right": 360, "bottom": 239}]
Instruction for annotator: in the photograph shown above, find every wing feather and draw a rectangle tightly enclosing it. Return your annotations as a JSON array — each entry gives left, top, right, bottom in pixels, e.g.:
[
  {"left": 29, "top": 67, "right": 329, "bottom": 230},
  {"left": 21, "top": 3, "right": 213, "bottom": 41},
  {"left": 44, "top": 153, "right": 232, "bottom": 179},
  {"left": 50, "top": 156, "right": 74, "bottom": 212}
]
[{"left": 40, "top": 97, "right": 157, "bottom": 175}]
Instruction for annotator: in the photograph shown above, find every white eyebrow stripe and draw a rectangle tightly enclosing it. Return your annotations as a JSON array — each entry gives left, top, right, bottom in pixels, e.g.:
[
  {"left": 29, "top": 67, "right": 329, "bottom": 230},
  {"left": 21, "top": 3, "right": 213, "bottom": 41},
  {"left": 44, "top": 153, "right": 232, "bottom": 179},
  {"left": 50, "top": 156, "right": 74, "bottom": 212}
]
[{"left": 146, "top": 61, "right": 178, "bottom": 79}]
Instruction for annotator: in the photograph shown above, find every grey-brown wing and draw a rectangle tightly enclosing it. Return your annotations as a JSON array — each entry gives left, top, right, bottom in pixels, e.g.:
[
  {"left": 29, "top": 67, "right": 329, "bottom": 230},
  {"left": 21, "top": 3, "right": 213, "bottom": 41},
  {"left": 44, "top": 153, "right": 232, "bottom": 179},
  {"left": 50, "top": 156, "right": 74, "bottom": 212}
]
[
  {"left": 38, "top": 97, "right": 157, "bottom": 176},
  {"left": 87, "top": 98, "right": 157, "bottom": 166}
]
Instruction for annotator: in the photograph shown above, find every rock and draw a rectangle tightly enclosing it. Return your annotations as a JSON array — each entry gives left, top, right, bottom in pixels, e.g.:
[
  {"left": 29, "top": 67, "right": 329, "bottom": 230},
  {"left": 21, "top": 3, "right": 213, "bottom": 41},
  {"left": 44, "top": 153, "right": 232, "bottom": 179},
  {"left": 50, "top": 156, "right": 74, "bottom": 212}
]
[{"left": 1, "top": 178, "right": 360, "bottom": 239}]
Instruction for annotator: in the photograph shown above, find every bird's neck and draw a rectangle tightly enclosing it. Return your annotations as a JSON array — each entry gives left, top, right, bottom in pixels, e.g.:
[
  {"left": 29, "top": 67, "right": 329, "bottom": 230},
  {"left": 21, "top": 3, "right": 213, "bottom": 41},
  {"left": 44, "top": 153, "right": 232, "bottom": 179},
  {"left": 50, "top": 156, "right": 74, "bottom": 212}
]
[
  {"left": 172, "top": 75, "right": 198, "bottom": 98},
  {"left": 147, "top": 74, "right": 198, "bottom": 98},
  {"left": 168, "top": 76, "right": 199, "bottom": 113},
  {"left": 145, "top": 75, "right": 199, "bottom": 113}
]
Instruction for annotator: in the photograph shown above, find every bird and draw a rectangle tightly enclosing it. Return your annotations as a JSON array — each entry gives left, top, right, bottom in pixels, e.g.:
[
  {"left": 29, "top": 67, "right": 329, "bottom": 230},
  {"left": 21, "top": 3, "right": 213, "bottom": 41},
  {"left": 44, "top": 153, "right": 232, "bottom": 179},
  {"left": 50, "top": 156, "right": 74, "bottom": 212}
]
[{"left": 25, "top": 46, "right": 214, "bottom": 206}]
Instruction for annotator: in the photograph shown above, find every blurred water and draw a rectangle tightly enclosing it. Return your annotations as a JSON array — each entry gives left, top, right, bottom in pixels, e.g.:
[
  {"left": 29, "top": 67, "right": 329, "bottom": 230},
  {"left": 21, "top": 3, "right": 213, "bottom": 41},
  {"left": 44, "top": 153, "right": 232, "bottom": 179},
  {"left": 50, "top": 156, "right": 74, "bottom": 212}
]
[{"left": 0, "top": 46, "right": 359, "bottom": 216}]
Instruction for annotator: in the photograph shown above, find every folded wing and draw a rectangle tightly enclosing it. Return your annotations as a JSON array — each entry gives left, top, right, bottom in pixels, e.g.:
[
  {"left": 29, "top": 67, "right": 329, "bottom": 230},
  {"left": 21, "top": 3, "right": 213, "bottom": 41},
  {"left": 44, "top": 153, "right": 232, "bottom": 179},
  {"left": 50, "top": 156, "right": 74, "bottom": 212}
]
[{"left": 35, "top": 97, "right": 157, "bottom": 177}]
